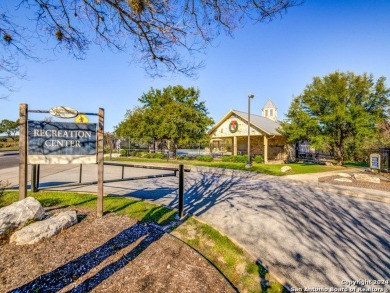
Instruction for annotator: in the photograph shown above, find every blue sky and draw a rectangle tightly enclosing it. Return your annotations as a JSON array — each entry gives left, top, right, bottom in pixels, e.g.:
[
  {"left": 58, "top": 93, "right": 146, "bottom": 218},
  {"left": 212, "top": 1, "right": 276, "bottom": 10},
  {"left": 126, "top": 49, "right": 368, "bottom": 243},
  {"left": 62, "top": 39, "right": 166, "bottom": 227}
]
[{"left": 1, "top": 0, "right": 390, "bottom": 132}]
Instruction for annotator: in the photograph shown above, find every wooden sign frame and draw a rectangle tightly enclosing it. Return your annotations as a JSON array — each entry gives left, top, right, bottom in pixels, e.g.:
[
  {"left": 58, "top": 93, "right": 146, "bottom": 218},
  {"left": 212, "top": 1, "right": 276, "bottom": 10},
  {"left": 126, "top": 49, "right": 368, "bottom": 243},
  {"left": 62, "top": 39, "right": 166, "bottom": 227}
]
[{"left": 19, "top": 103, "right": 105, "bottom": 217}]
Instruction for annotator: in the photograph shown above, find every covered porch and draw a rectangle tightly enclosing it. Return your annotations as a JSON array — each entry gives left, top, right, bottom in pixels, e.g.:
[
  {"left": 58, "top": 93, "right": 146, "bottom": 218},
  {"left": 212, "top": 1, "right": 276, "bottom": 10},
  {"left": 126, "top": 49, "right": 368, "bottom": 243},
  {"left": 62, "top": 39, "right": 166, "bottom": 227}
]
[{"left": 210, "top": 135, "right": 286, "bottom": 163}]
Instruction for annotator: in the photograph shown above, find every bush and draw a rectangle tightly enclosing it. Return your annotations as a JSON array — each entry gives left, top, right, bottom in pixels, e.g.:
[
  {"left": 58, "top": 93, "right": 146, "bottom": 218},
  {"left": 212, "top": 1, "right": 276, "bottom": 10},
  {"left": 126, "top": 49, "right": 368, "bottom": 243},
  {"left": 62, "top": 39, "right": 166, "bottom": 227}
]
[
  {"left": 196, "top": 155, "right": 213, "bottom": 162},
  {"left": 254, "top": 155, "right": 264, "bottom": 163},
  {"left": 221, "top": 155, "right": 248, "bottom": 163},
  {"left": 183, "top": 156, "right": 194, "bottom": 160},
  {"left": 120, "top": 149, "right": 128, "bottom": 157},
  {"left": 143, "top": 153, "right": 152, "bottom": 158},
  {"left": 152, "top": 153, "right": 165, "bottom": 159},
  {"left": 136, "top": 152, "right": 144, "bottom": 157}
]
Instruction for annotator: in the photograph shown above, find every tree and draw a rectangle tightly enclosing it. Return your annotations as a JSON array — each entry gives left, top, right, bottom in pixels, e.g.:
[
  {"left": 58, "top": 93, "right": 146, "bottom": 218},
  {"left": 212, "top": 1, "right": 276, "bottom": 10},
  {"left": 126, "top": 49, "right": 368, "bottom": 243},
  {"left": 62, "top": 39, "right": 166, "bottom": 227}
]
[
  {"left": 115, "top": 85, "right": 214, "bottom": 156},
  {"left": 376, "top": 108, "right": 390, "bottom": 147},
  {"left": 0, "top": 119, "right": 19, "bottom": 142},
  {"left": 1, "top": 1, "right": 300, "bottom": 91},
  {"left": 280, "top": 72, "right": 390, "bottom": 165}
]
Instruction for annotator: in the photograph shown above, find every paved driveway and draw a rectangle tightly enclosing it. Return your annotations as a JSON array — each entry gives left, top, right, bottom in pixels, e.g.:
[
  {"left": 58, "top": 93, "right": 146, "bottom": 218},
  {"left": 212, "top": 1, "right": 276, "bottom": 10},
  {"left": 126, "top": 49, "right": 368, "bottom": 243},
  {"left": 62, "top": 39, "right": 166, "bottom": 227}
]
[{"left": 2, "top": 164, "right": 389, "bottom": 288}]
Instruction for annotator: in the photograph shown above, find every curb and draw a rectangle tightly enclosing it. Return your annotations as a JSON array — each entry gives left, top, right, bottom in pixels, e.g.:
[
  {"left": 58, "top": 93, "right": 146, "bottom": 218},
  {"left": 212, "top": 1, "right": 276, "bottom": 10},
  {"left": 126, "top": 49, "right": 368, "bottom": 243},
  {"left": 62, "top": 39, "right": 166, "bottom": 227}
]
[
  {"left": 191, "top": 166, "right": 390, "bottom": 204},
  {"left": 317, "top": 182, "right": 390, "bottom": 204}
]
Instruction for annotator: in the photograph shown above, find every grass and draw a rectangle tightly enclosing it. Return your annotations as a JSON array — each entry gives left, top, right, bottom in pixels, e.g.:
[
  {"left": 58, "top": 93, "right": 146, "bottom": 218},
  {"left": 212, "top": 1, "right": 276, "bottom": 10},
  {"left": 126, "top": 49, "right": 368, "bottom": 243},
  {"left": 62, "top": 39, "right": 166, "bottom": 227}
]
[
  {"left": 0, "top": 191, "right": 176, "bottom": 225},
  {"left": 1, "top": 190, "right": 287, "bottom": 292},
  {"left": 343, "top": 161, "right": 369, "bottom": 168},
  {"left": 111, "top": 157, "right": 346, "bottom": 176},
  {"left": 172, "top": 217, "right": 287, "bottom": 293},
  {"left": 0, "top": 146, "right": 18, "bottom": 151}
]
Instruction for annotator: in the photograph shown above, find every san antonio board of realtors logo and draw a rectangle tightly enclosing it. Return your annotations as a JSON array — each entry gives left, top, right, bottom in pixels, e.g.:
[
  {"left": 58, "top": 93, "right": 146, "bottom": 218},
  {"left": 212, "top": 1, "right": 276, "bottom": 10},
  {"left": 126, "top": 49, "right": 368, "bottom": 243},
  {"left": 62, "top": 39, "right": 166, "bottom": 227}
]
[{"left": 229, "top": 120, "right": 238, "bottom": 133}]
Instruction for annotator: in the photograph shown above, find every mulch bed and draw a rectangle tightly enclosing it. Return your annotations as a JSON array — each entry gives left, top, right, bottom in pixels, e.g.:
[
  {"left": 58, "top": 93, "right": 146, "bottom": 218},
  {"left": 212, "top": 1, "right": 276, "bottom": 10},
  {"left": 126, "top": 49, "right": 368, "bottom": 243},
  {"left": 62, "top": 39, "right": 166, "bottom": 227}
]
[
  {"left": 0, "top": 206, "right": 234, "bottom": 293},
  {"left": 318, "top": 171, "right": 390, "bottom": 193}
]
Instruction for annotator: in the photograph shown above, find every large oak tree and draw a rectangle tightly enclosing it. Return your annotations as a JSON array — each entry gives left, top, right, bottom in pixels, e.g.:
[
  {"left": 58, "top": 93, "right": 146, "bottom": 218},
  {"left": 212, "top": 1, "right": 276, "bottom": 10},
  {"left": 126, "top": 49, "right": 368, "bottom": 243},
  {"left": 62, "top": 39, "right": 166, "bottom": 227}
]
[
  {"left": 115, "top": 85, "right": 214, "bottom": 156},
  {"left": 280, "top": 72, "right": 390, "bottom": 164}
]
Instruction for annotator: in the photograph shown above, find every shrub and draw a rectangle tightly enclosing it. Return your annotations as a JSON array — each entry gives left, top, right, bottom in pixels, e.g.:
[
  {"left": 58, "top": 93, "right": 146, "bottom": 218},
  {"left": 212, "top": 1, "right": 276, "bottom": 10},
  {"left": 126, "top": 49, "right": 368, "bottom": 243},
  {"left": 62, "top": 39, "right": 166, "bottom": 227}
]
[
  {"left": 120, "top": 149, "right": 128, "bottom": 157},
  {"left": 196, "top": 155, "right": 213, "bottom": 162},
  {"left": 152, "top": 153, "right": 165, "bottom": 159},
  {"left": 254, "top": 155, "right": 264, "bottom": 163},
  {"left": 221, "top": 155, "right": 248, "bottom": 163},
  {"left": 136, "top": 152, "right": 144, "bottom": 157},
  {"left": 143, "top": 153, "right": 152, "bottom": 158},
  {"left": 183, "top": 156, "right": 194, "bottom": 160}
]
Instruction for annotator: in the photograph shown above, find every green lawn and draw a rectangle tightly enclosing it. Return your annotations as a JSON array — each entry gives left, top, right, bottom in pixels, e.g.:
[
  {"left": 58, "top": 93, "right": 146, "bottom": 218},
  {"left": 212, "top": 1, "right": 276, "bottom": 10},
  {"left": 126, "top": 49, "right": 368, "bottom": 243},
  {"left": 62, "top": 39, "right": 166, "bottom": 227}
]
[
  {"left": 1, "top": 190, "right": 286, "bottom": 292},
  {"left": 173, "top": 217, "right": 287, "bottom": 293},
  {"left": 111, "top": 157, "right": 347, "bottom": 176},
  {"left": 0, "top": 191, "right": 176, "bottom": 225},
  {"left": 343, "top": 161, "right": 369, "bottom": 168},
  {"left": 0, "top": 146, "right": 18, "bottom": 151}
]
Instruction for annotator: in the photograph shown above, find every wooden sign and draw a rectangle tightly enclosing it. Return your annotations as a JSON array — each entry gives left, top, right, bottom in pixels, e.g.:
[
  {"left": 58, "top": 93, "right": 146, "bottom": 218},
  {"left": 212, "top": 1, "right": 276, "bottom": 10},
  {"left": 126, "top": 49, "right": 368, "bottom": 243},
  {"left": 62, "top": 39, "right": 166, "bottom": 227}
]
[
  {"left": 19, "top": 104, "right": 104, "bottom": 217},
  {"left": 28, "top": 121, "right": 97, "bottom": 164}
]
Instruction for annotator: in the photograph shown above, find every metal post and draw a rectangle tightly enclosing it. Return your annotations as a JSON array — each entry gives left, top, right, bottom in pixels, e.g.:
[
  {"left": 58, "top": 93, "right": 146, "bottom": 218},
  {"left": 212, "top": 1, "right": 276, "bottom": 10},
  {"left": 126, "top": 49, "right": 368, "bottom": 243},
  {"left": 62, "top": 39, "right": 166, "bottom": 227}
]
[
  {"left": 31, "top": 164, "right": 36, "bottom": 192},
  {"left": 121, "top": 165, "right": 125, "bottom": 179},
  {"left": 97, "top": 108, "right": 104, "bottom": 217},
  {"left": 19, "top": 103, "right": 28, "bottom": 200},
  {"left": 179, "top": 164, "right": 184, "bottom": 218},
  {"left": 246, "top": 94, "right": 254, "bottom": 168},
  {"left": 79, "top": 164, "right": 83, "bottom": 183},
  {"left": 36, "top": 164, "right": 40, "bottom": 191}
]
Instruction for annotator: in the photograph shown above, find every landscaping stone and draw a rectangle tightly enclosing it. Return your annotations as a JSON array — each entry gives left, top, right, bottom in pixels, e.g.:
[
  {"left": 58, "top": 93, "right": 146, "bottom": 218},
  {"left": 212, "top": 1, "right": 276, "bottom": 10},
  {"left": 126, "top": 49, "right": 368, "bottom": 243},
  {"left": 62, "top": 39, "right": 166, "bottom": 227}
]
[
  {"left": 0, "top": 197, "right": 45, "bottom": 235},
  {"left": 353, "top": 173, "right": 380, "bottom": 184},
  {"left": 337, "top": 173, "right": 351, "bottom": 178},
  {"left": 10, "top": 211, "right": 78, "bottom": 245},
  {"left": 325, "top": 162, "right": 334, "bottom": 166},
  {"left": 334, "top": 178, "right": 353, "bottom": 183},
  {"left": 280, "top": 166, "right": 292, "bottom": 173}
]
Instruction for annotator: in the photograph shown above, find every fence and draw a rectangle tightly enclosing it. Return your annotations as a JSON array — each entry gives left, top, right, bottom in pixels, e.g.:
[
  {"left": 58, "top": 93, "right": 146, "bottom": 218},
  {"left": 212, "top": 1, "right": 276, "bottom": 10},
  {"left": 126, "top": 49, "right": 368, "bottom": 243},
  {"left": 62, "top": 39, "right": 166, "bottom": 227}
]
[
  {"left": 375, "top": 148, "right": 390, "bottom": 172},
  {"left": 30, "top": 163, "right": 191, "bottom": 217}
]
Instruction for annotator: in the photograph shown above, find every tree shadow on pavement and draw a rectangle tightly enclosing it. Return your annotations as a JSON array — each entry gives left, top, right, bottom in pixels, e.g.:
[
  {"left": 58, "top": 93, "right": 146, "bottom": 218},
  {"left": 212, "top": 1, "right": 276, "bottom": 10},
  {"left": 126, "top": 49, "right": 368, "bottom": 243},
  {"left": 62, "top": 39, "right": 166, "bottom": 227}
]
[
  {"left": 236, "top": 180, "right": 390, "bottom": 286},
  {"left": 109, "top": 170, "right": 390, "bottom": 286}
]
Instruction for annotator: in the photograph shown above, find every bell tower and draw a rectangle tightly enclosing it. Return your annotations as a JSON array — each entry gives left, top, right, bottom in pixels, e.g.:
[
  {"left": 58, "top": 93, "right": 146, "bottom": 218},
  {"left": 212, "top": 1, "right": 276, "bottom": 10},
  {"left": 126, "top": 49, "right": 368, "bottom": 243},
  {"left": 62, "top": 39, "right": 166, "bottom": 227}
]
[{"left": 262, "top": 99, "right": 278, "bottom": 121}]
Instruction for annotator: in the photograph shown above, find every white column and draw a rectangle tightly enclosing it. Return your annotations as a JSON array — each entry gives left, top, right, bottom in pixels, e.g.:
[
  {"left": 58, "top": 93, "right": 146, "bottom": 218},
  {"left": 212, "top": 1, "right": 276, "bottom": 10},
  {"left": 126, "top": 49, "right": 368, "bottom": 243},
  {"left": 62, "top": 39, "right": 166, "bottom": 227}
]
[
  {"left": 233, "top": 136, "right": 238, "bottom": 156},
  {"left": 263, "top": 135, "right": 268, "bottom": 164}
]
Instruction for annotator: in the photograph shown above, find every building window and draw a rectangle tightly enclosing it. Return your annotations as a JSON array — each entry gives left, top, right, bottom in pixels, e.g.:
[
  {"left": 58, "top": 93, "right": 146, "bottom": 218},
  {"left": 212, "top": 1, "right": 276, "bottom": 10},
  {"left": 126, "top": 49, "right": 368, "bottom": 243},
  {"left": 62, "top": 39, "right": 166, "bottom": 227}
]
[
  {"left": 265, "top": 109, "right": 268, "bottom": 116},
  {"left": 270, "top": 109, "right": 273, "bottom": 116}
]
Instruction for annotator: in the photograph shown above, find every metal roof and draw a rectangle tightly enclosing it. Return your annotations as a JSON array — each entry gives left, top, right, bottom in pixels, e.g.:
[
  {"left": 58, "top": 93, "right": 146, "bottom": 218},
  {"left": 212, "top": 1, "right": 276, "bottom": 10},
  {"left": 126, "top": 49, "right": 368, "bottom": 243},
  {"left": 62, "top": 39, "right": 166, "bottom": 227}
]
[
  {"left": 208, "top": 109, "right": 282, "bottom": 136},
  {"left": 262, "top": 99, "right": 278, "bottom": 110},
  {"left": 233, "top": 110, "right": 281, "bottom": 135}
]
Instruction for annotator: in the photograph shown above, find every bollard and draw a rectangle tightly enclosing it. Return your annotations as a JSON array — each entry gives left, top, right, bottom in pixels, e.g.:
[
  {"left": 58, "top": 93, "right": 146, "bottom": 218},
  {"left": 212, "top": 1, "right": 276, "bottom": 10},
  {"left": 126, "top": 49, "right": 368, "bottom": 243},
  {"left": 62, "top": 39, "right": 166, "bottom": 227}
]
[
  {"left": 79, "top": 164, "right": 83, "bottom": 183},
  {"left": 31, "top": 164, "right": 37, "bottom": 192},
  {"left": 36, "top": 164, "right": 40, "bottom": 191},
  {"left": 179, "top": 164, "right": 184, "bottom": 218}
]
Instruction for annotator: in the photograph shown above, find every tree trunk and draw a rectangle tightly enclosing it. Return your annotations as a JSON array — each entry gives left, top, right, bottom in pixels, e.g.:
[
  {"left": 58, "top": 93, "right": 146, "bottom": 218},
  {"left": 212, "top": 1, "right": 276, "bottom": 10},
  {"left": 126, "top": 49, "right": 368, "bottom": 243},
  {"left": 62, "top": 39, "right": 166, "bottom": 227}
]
[
  {"left": 334, "top": 145, "right": 344, "bottom": 165},
  {"left": 171, "top": 139, "right": 178, "bottom": 158}
]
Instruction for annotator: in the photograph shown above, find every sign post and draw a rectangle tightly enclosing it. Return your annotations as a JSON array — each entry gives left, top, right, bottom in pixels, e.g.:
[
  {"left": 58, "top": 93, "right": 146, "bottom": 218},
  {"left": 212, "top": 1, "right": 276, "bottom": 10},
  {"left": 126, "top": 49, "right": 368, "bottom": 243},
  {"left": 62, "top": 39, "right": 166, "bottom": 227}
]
[
  {"left": 19, "top": 104, "right": 28, "bottom": 200},
  {"left": 97, "top": 108, "right": 104, "bottom": 217}
]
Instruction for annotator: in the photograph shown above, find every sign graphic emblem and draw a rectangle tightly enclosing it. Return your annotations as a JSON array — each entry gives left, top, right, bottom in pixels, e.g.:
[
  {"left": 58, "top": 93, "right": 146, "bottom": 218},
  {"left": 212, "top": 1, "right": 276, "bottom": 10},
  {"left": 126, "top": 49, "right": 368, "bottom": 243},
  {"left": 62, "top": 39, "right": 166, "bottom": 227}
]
[
  {"left": 49, "top": 106, "right": 78, "bottom": 118},
  {"left": 229, "top": 120, "right": 238, "bottom": 133},
  {"left": 75, "top": 114, "right": 89, "bottom": 123}
]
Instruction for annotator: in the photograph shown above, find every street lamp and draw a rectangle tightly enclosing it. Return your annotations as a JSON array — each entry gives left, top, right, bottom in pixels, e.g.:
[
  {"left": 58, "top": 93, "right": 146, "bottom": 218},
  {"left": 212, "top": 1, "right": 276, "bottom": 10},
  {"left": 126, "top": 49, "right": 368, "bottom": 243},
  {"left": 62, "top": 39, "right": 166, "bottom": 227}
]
[{"left": 246, "top": 94, "right": 255, "bottom": 168}]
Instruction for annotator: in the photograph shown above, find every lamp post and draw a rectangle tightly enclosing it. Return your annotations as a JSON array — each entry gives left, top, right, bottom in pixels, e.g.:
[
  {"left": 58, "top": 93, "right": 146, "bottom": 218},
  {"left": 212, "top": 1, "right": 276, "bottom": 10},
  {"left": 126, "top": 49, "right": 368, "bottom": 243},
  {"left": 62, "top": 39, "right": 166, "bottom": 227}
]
[{"left": 246, "top": 94, "right": 255, "bottom": 168}]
